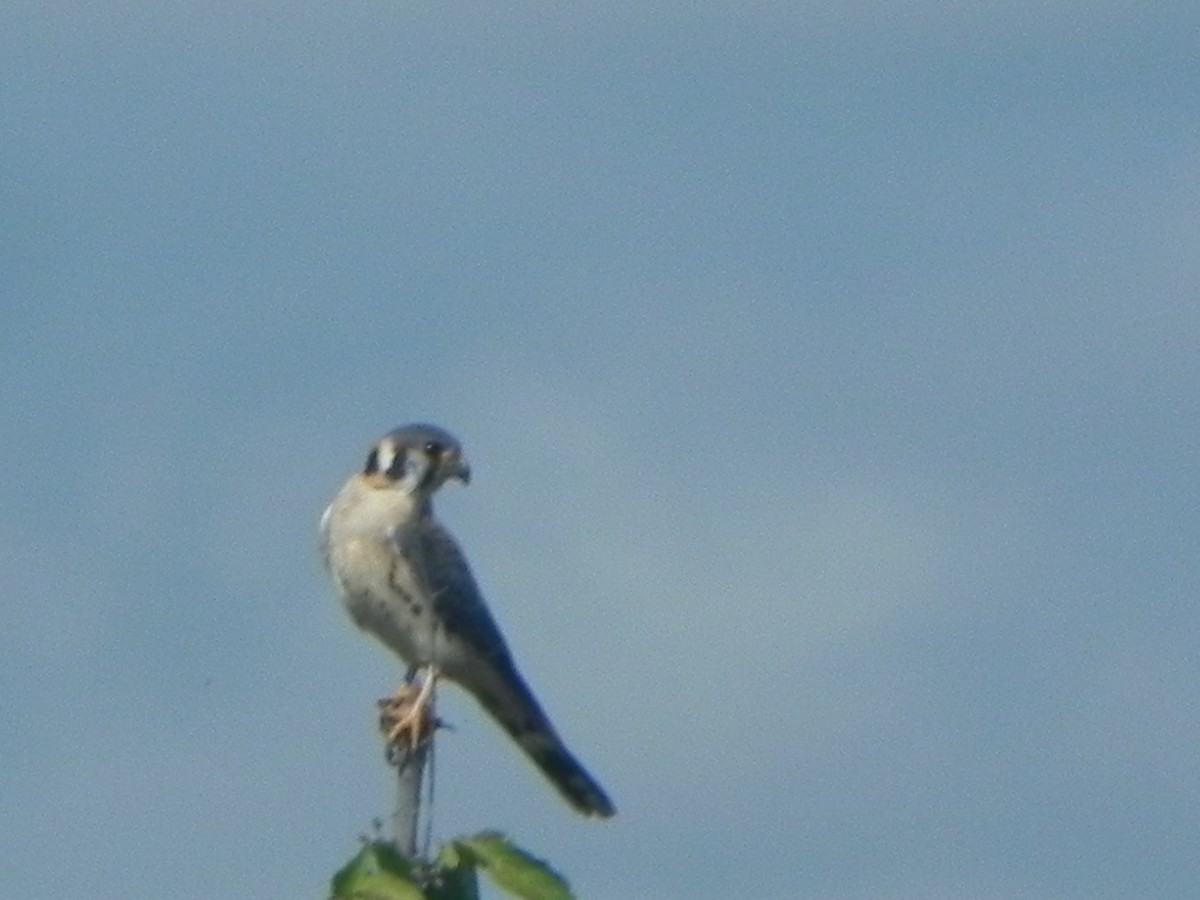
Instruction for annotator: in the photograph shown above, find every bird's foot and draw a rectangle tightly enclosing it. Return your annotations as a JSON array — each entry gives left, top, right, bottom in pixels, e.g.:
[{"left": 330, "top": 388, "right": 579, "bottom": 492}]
[{"left": 378, "top": 667, "right": 441, "bottom": 757}]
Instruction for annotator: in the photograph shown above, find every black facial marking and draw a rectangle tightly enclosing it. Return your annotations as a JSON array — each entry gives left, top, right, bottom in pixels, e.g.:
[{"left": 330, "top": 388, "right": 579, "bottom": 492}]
[
  {"left": 385, "top": 448, "right": 407, "bottom": 480},
  {"left": 364, "top": 447, "right": 380, "bottom": 474}
]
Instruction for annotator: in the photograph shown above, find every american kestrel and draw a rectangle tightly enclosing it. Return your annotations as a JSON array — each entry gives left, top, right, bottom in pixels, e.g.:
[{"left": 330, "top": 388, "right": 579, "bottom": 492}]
[{"left": 319, "top": 423, "right": 615, "bottom": 818}]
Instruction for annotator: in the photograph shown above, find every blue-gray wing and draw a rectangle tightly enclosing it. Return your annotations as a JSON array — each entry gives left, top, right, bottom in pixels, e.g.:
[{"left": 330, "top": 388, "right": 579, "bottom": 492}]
[
  {"left": 414, "top": 517, "right": 517, "bottom": 674},
  {"left": 413, "top": 515, "right": 616, "bottom": 817}
]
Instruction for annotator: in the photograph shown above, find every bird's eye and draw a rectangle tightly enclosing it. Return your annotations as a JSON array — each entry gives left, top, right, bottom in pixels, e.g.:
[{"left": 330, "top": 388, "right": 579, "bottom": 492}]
[{"left": 423, "top": 441, "right": 443, "bottom": 457}]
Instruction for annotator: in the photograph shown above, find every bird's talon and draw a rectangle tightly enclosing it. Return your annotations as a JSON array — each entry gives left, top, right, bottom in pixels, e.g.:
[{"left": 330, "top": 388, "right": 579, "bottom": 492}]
[{"left": 377, "top": 670, "right": 440, "bottom": 754}]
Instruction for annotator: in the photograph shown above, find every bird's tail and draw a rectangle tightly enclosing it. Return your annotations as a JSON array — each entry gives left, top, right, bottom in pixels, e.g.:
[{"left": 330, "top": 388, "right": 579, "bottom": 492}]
[{"left": 469, "top": 664, "right": 616, "bottom": 818}]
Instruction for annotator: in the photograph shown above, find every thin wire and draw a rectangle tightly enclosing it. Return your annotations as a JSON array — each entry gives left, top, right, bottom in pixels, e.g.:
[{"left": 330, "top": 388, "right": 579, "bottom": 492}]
[{"left": 421, "top": 677, "right": 438, "bottom": 860}]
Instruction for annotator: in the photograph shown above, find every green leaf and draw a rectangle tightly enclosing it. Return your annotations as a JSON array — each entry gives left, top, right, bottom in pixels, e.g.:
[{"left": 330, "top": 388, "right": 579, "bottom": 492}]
[
  {"left": 456, "top": 832, "right": 574, "bottom": 900},
  {"left": 425, "top": 843, "right": 481, "bottom": 900},
  {"left": 330, "top": 841, "right": 426, "bottom": 900}
]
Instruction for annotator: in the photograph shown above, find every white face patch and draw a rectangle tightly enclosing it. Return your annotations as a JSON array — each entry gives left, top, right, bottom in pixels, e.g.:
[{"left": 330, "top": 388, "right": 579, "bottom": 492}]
[
  {"left": 374, "top": 439, "right": 396, "bottom": 477},
  {"left": 395, "top": 450, "right": 430, "bottom": 495}
]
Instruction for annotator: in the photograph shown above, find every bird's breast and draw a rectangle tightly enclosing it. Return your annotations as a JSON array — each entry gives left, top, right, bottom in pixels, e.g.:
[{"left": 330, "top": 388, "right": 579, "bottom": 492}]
[{"left": 331, "top": 536, "right": 442, "bottom": 668}]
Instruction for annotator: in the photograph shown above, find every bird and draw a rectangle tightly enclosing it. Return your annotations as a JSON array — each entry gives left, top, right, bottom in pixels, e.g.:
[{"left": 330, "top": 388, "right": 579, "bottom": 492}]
[{"left": 319, "top": 423, "right": 615, "bottom": 818}]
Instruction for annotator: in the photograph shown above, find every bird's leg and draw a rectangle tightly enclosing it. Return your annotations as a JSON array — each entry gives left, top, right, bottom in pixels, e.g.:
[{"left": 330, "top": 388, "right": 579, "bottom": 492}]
[
  {"left": 405, "top": 665, "right": 438, "bottom": 726},
  {"left": 379, "top": 665, "right": 440, "bottom": 752}
]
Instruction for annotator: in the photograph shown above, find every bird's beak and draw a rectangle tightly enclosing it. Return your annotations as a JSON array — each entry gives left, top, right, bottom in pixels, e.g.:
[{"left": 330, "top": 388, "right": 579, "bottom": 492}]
[{"left": 450, "top": 456, "right": 471, "bottom": 485}]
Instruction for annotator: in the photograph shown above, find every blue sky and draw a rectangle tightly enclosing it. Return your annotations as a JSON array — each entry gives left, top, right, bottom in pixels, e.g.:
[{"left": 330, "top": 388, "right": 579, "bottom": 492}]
[{"left": 3, "top": 3, "right": 1199, "bottom": 898}]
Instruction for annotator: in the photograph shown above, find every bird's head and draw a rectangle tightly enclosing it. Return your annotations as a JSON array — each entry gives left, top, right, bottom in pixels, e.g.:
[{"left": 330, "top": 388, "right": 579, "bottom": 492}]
[{"left": 361, "top": 423, "right": 471, "bottom": 496}]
